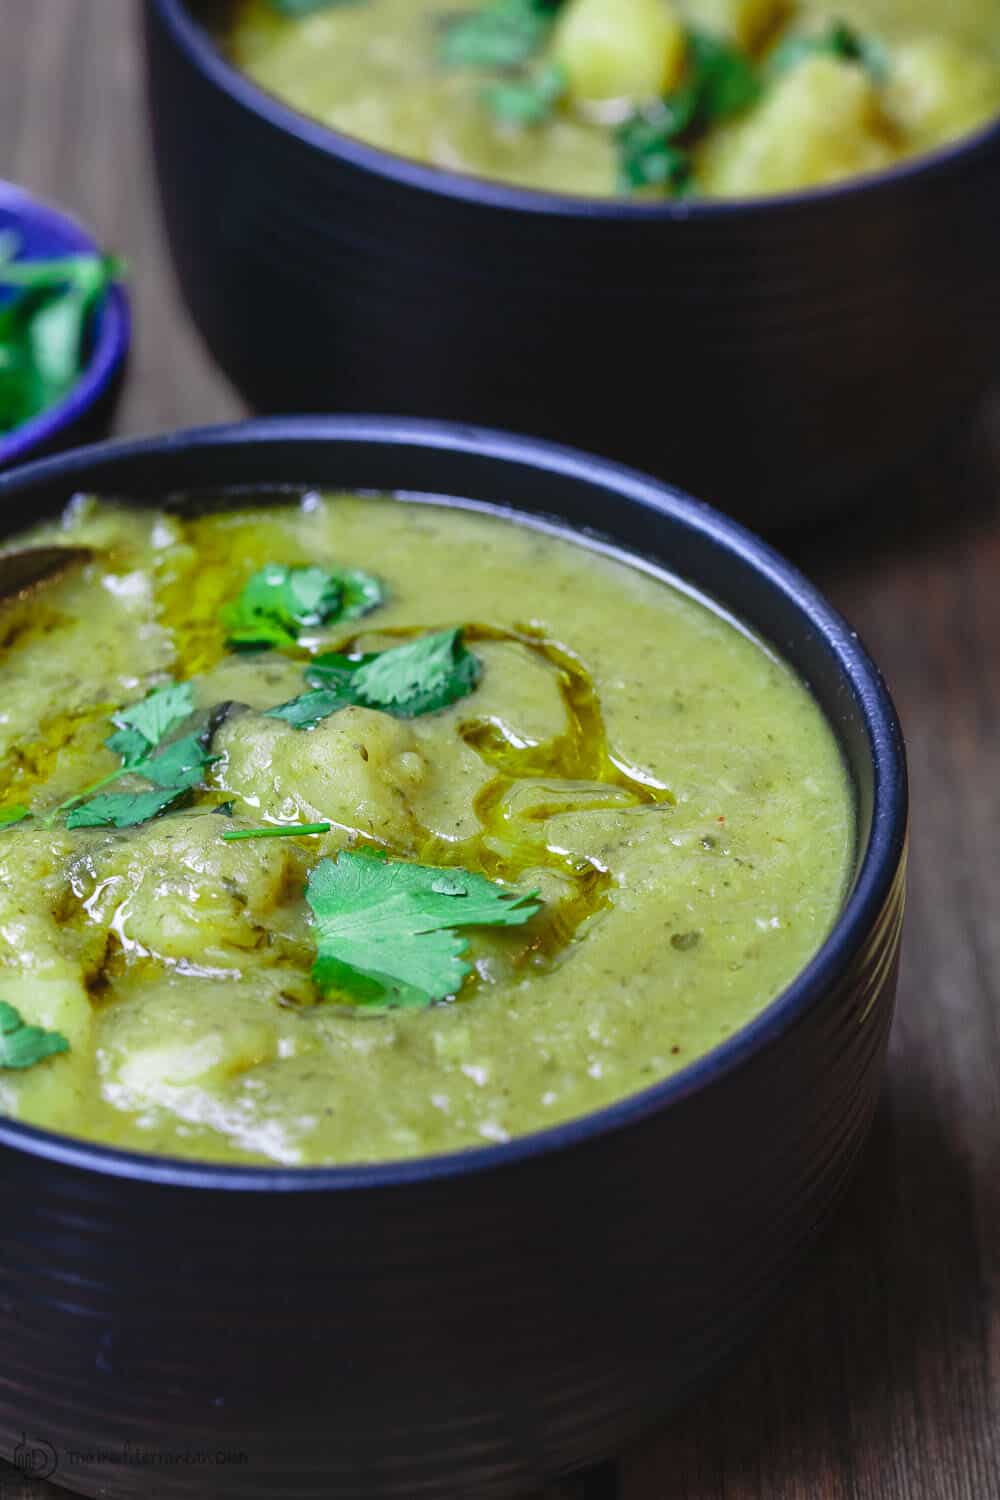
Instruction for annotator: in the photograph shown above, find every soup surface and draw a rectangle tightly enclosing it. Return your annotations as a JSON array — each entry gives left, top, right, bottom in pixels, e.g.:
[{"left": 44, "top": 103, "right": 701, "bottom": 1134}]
[
  {"left": 226, "top": 0, "right": 1000, "bottom": 199},
  {"left": 0, "top": 494, "right": 852, "bottom": 1165}
]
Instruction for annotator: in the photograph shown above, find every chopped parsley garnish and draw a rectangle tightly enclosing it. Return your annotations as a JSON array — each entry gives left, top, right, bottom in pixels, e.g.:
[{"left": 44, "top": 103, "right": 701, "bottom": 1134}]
[
  {"left": 222, "top": 822, "right": 332, "bottom": 842},
  {"left": 483, "top": 61, "right": 567, "bottom": 125},
  {"left": 767, "top": 21, "right": 888, "bottom": 83},
  {"left": 616, "top": 29, "right": 760, "bottom": 195},
  {"left": 438, "top": 0, "right": 563, "bottom": 69},
  {"left": 268, "top": 627, "right": 483, "bottom": 729},
  {"left": 0, "top": 1000, "right": 69, "bottom": 1070},
  {"left": 306, "top": 851, "right": 541, "bottom": 1009},
  {"left": 222, "top": 562, "right": 384, "bottom": 651},
  {"left": 0, "top": 242, "right": 123, "bottom": 435}
]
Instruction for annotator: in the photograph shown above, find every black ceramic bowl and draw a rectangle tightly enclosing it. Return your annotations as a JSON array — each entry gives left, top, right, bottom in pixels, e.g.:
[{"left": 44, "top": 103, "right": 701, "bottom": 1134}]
[
  {"left": 0, "top": 418, "right": 906, "bottom": 1500},
  {"left": 143, "top": 0, "right": 1000, "bottom": 527}
]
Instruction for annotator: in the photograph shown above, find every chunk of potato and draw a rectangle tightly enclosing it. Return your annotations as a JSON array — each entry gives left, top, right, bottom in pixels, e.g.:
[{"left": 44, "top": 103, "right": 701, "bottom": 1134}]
[
  {"left": 0, "top": 830, "right": 102, "bottom": 979},
  {"left": 885, "top": 38, "right": 1000, "bottom": 151},
  {"left": 96, "top": 975, "right": 319, "bottom": 1165},
  {"left": 99, "top": 978, "right": 283, "bottom": 1096},
  {"left": 216, "top": 704, "right": 430, "bottom": 849},
  {"left": 697, "top": 54, "right": 896, "bottom": 197},
  {"left": 553, "top": 0, "right": 687, "bottom": 104},
  {"left": 676, "top": 0, "right": 788, "bottom": 52},
  {"left": 84, "top": 813, "right": 297, "bottom": 966}
]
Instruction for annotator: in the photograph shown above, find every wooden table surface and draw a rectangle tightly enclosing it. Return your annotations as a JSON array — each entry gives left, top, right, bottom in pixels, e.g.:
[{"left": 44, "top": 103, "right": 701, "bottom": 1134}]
[{"left": 2, "top": 3, "right": 1000, "bottom": 1498}]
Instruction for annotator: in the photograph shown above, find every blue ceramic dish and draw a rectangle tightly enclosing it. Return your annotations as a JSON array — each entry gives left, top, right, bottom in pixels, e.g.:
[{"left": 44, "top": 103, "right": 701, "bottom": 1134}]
[
  {"left": 143, "top": 0, "right": 1000, "bottom": 527},
  {"left": 0, "top": 418, "right": 907, "bottom": 1499},
  {"left": 0, "top": 182, "right": 129, "bottom": 471}
]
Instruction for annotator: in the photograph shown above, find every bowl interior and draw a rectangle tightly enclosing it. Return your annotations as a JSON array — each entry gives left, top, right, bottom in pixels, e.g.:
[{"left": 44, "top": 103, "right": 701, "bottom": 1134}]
[
  {"left": 0, "top": 417, "right": 907, "bottom": 1185},
  {"left": 0, "top": 183, "right": 129, "bottom": 469}
]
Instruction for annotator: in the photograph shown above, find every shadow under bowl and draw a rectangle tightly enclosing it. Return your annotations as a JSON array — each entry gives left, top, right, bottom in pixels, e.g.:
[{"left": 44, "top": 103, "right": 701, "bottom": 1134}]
[
  {"left": 0, "top": 181, "right": 129, "bottom": 470},
  {"left": 144, "top": 0, "right": 1000, "bottom": 528},
  {"left": 0, "top": 417, "right": 907, "bottom": 1499}
]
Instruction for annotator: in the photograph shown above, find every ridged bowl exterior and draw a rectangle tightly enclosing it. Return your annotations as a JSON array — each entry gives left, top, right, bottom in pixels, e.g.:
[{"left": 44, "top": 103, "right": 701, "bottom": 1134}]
[
  {"left": 143, "top": 0, "right": 1000, "bottom": 526},
  {"left": 0, "top": 420, "right": 907, "bottom": 1498}
]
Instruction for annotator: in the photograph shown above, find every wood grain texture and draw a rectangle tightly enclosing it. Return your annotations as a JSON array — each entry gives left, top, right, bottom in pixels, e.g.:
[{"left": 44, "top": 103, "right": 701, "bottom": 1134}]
[
  {"left": 0, "top": 0, "right": 244, "bottom": 440},
  {"left": 1, "top": 2, "right": 999, "bottom": 1498}
]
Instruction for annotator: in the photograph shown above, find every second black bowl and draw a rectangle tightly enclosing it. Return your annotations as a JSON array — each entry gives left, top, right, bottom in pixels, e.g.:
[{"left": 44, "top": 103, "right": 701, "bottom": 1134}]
[{"left": 144, "top": 0, "right": 1000, "bottom": 526}]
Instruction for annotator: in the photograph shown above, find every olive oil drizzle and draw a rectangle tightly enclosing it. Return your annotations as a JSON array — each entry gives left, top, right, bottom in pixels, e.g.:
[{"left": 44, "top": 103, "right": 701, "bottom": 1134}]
[{"left": 337, "top": 621, "right": 674, "bottom": 977}]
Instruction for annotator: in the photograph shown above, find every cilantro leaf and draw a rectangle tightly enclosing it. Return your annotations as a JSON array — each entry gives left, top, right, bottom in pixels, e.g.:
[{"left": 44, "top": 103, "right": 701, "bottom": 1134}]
[
  {"left": 105, "top": 680, "right": 195, "bottom": 765},
  {"left": 767, "top": 21, "right": 888, "bottom": 83},
  {"left": 0, "top": 253, "right": 125, "bottom": 292},
  {"left": 349, "top": 628, "right": 482, "bottom": 718},
  {"left": 616, "top": 28, "right": 760, "bottom": 195},
  {"left": 222, "top": 564, "right": 339, "bottom": 649},
  {"left": 64, "top": 695, "right": 219, "bottom": 831},
  {"left": 306, "top": 852, "right": 541, "bottom": 1009},
  {"left": 301, "top": 651, "right": 372, "bottom": 694},
  {"left": 616, "top": 117, "right": 693, "bottom": 193},
  {"left": 139, "top": 733, "right": 219, "bottom": 791},
  {"left": 65, "top": 785, "right": 186, "bottom": 830},
  {"left": 266, "top": 685, "right": 359, "bottom": 730},
  {"left": 338, "top": 568, "right": 385, "bottom": 620},
  {"left": 483, "top": 61, "right": 567, "bottom": 125},
  {"left": 0, "top": 1000, "right": 69, "bottom": 1070},
  {"left": 285, "top": 565, "right": 343, "bottom": 621},
  {"left": 28, "top": 261, "right": 111, "bottom": 399},
  {"left": 0, "top": 250, "right": 123, "bottom": 435},
  {"left": 687, "top": 29, "right": 761, "bottom": 120},
  {"left": 267, "top": 649, "right": 373, "bottom": 727},
  {"left": 438, "top": 0, "right": 561, "bottom": 69},
  {"left": 48, "top": 680, "right": 202, "bottom": 824},
  {"left": 222, "top": 562, "right": 384, "bottom": 651},
  {"left": 0, "top": 805, "right": 29, "bottom": 829},
  {"left": 269, "top": 629, "right": 483, "bottom": 730},
  {"left": 102, "top": 725, "right": 150, "bottom": 766}
]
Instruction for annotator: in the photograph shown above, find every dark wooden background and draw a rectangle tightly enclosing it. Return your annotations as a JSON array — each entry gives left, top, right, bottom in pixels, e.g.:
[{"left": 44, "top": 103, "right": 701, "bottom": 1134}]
[{"left": 2, "top": 2, "right": 1000, "bottom": 1497}]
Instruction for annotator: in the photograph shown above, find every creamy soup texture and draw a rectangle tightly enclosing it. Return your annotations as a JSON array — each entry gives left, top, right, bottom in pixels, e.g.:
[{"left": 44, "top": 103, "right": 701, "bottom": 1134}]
[
  {"left": 0, "top": 495, "right": 852, "bottom": 1165},
  {"left": 225, "top": 0, "right": 1000, "bottom": 199}
]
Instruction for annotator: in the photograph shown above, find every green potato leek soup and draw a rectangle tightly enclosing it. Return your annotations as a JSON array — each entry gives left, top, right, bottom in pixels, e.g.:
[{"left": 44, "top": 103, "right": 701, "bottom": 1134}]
[
  {"left": 0, "top": 493, "right": 852, "bottom": 1165},
  {"left": 226, "top": 0, "right": 1000, "bottom": 200}
]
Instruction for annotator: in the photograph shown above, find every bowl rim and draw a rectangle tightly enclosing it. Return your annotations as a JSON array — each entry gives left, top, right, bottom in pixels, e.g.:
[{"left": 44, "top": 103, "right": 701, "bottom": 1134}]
[
  {"left": 150, "top": 0, "right": 1000, "bottom": 219},
  {"left": 0, "top": 415, "right": 908, "bottom": 1192},
  {"left": 0, "top": 181, "right": 130, "bottom": 470}
]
